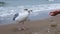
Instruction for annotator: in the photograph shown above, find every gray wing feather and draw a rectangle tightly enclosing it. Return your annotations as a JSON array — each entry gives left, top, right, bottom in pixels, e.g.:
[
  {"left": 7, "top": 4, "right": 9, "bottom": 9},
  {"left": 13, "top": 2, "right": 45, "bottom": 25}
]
[{"left": 13, "top": 13, "right": 19, "bottom": 20}]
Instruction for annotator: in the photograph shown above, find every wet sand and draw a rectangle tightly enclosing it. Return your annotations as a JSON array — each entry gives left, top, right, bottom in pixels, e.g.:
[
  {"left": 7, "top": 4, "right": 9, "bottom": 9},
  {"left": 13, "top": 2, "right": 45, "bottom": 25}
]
[{"left": 0, "top": 16, "right": 60, "bottom": 34}]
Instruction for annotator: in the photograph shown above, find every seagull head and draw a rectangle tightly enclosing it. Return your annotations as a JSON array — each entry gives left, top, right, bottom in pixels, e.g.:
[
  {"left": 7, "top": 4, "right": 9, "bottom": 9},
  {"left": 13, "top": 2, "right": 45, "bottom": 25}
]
[
  {"left": 24, "top": 9, "right": 28, "bottom": 11},
  {"left": 24, "top": 9, "right": 32, "bottom": 13}
]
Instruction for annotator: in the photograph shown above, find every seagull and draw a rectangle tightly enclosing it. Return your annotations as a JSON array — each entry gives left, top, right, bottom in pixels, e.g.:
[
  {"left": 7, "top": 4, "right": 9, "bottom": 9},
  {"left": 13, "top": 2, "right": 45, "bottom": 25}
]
[{"left": 13, "top": 9, "right": 32, "bottom": 30}]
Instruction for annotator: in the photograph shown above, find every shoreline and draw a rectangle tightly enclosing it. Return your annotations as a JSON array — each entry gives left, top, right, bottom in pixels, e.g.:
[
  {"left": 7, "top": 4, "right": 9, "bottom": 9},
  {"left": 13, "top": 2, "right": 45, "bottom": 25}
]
[{"left": 0, "top": 16, "right": 51, "bottom": 26}]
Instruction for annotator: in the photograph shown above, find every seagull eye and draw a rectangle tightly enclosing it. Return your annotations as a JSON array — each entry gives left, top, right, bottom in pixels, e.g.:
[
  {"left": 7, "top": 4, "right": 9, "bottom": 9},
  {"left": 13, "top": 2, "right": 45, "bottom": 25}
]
[{"left": 30, "top": 10, "right": 32, "bottom": 12}]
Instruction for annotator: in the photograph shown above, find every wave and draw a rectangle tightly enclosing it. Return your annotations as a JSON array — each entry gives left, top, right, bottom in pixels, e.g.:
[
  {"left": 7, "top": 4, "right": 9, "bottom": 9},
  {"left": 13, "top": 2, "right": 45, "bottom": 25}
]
[{"left": 0, "top": 3, "right": 60, "bottom": 17}]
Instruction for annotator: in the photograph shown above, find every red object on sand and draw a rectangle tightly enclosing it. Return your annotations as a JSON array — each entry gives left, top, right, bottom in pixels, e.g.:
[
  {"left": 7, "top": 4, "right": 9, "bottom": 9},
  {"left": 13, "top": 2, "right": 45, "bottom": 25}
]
[{"left": 49, "top": 9, "right": 60, "bottom": 16}]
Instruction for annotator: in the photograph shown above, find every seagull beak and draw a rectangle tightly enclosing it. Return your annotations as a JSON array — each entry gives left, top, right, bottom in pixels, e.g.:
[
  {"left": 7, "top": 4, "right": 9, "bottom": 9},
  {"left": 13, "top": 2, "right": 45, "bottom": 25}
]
[{"left": 30, "top": 10, "right": 33, "bottom": 12}]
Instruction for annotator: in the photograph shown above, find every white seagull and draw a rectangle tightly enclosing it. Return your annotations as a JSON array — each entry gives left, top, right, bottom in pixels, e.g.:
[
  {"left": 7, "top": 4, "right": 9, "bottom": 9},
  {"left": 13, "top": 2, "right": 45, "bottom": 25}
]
[{"left": 13, "top": 9, "right": 32, "bottom": 30}]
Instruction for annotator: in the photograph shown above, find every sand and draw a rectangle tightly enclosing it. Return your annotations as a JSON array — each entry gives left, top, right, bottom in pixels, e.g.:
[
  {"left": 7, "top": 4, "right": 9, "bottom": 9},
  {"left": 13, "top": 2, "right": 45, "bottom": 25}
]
[{"left": 0, "top": 16, "right": 60, "bottom": 34}]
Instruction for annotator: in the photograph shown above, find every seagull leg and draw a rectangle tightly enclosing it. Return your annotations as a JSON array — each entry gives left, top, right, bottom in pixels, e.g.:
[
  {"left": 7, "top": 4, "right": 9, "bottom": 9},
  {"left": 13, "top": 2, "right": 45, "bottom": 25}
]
[
  {"left": 17, "top": 22, "right": 23, "bottom": 31},
  {"left": 21, "top": 21, "right": 26, "bottom": 30}
]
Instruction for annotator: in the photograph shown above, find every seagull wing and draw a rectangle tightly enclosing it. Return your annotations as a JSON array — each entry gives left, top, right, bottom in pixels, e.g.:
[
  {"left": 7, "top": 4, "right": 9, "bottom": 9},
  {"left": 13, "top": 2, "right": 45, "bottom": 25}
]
[{"left": 13, "top": 13, "right": 19, "bottom": 20}]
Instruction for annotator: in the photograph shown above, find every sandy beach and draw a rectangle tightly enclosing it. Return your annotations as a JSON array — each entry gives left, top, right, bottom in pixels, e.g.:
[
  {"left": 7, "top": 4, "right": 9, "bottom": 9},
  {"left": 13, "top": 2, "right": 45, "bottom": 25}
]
[{"left": 0, "top": 16, "right": 60, "bottom": 34}]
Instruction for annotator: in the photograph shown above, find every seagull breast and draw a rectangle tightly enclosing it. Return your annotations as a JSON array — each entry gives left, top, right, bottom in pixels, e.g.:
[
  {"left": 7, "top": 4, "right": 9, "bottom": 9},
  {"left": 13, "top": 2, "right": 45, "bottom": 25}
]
[{"left": 15, "top": 12, "right": 29, "bottom": 22}]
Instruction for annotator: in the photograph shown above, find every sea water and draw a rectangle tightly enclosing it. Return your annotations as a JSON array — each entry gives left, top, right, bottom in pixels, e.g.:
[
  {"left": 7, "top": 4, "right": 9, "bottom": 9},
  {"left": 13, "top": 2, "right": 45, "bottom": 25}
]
[{"left": 0, "top": 0, "right": 60, "bottom": 25}]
